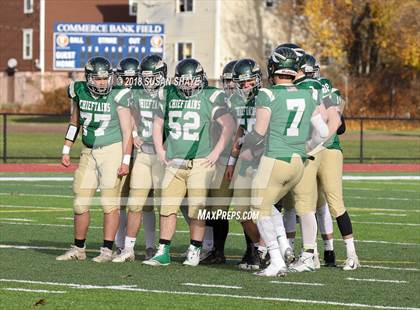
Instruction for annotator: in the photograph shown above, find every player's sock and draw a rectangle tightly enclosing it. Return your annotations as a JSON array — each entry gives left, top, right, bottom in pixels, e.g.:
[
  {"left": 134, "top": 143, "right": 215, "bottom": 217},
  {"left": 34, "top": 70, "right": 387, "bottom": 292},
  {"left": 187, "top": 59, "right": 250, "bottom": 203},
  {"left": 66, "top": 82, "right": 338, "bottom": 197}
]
[
  {"left": 142, "top": 210, "right": 156, "bottom": 249},
  {"left": 213, "top": 219, "right": 229, "bottom": 253},
  {"left": 316, "top": 202, "right": 333, "bottom": 235},
  {"left": 270, "top": 206, "right": 290, "bottom": 256},
  {"left": 324, "top": 239, "right": 334, "bottom": 251},
  {"left": 300, "top": 212, "right": 317, "bottom": 252},
  {"left": 344, "top": 237, "right": 356, "bottom": 258},
  {"left": 74, "top": 238, "right": 85, "bottom": 248},
  {"left": 283, "top": 207, "right": 297, "bottom": 234},
  {"left": 124, "top": 236, "right": 137, "bottom": 250},
  {"left": 202, "top": 225, "right": 214, "bottom": 252},
  {"left": 191, "top": 240, "right": 202, "bottom": 248},
  {"left": 256, "top": 217, "right": 286, "bottom": 269},
  {"left": 115, "top": 208, "right": 127, "bottom": 249},
  {"left": 103, "top": 240, "right": 114, "bottom": 250},
  {"left": 159, "top": 238, "right": 171, "bottom": 245}
]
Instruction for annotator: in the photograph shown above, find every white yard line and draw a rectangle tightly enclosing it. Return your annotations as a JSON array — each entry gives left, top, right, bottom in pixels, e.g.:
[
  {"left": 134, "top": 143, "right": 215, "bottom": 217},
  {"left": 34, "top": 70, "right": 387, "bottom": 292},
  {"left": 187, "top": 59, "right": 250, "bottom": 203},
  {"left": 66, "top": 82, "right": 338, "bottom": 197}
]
[
  {"left": 2, "top": 287, "right": 66, "bottom": 294},
  {"left": 0, "top": 218, "right": 35, "bottom": 222},
  {"left": 363, "top": 265, "right": 419, "bottom": 271},
  {"left": 182, "top": 283, "right": 242, "bottom": 289},
  {"left": 349, "top": 207, "right": 420, "bottom": 213},
  {"left": 270, "top": 281, "right": 324, "bottom": 286},
  {"left": 346, "top": 278, "right": 408, "bottom": 284},
  {"left": 346, "top": 195, "right": 420, "bottom": 201},
  {"left": 345, "top": 187, "right": 419, "bottom": 193},
  {"left": 0, "top": 193, "right": 72, "bottom": 199},
  {"left": 370, "top": 213, "right": 407, "bottom": 217},
  {"left": 0, "top": 278, "right": 418, "bottom": 310},
  {"left": 353, "top": 221, "right": 420, "bottom": 227}
]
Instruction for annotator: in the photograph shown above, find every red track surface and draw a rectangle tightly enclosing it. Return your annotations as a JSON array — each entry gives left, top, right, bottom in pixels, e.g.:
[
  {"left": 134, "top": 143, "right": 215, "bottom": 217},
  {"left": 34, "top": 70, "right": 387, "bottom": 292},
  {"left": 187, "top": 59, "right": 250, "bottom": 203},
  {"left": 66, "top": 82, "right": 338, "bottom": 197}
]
[{"left": 0, "top": 163, "right": 419, "bottom": 173}]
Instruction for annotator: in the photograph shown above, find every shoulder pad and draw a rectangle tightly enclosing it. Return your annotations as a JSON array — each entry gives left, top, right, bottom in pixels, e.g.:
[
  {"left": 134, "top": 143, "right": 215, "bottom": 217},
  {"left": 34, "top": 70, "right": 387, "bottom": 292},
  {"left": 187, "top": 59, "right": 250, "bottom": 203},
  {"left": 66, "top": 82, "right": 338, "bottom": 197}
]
[{"left": 259, "top": 88, "right": 275, "bottom": 102}]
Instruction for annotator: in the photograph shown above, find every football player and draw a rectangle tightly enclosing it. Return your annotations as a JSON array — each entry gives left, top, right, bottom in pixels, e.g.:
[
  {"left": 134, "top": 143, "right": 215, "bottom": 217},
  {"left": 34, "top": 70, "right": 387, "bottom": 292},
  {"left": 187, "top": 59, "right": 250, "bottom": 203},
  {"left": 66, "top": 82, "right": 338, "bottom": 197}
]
[
  {"left": 225, "top": 58, "right": 265, "bottom": 270},
  {"left": 143, "top": 58, "right": 235, "bottom": 267},
  {"left": 56, "top": 57, "right": 133, "bottom": 262},
  {"left": 244, "top": 47, "right": 328, "bottom": 276},
  {"left": 316, "top": 66, "right": 360, "bottom": 270},
  {"left": 112, "top": 55, "right": 168, "bottom": 262},
  {"left": 113, "top": 57, "right": 140, "bottom": 255},
  {"left": 200, "top": 60, "right": 238, "bottom": 265}
]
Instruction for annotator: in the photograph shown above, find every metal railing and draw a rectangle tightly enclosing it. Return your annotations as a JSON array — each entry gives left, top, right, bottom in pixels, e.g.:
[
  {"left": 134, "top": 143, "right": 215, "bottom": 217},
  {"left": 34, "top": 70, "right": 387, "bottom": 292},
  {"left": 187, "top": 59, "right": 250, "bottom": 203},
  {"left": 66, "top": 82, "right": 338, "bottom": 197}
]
[{"left": 1, "top": 113, "right": 419, "bottom": 163}]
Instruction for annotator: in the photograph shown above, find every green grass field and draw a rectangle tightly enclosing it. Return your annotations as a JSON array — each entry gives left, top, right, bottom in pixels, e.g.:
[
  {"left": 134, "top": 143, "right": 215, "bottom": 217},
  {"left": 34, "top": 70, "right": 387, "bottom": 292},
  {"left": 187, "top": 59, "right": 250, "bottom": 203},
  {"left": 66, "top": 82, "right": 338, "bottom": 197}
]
[{"left": 0, "top": 172, "right": 419, "bottom": 309}]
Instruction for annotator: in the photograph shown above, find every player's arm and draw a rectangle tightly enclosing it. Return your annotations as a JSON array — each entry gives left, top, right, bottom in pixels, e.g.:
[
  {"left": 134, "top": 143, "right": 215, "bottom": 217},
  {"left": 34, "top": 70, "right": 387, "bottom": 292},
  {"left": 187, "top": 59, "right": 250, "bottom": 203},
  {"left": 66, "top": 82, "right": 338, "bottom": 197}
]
[
  {"left": 61, "top": 100, "right": 80, "bottom": 167},
  {"left": 152, "top": 114, "right": 167, "bottom": 165},
  {"left": 241, "top": 106, "right": 270, "bottom": 158},
  {"left": 117, "top": 106, "right": 133, "bottom": 176},
  {"left": 205, "top": 111, "right": 235, "bottom": 168},
  {"left": 320, "top": 95, "right": 342, "bottom": 138},
  {"left": 130, "top": 108, "right": 143, "bottom": 148}
]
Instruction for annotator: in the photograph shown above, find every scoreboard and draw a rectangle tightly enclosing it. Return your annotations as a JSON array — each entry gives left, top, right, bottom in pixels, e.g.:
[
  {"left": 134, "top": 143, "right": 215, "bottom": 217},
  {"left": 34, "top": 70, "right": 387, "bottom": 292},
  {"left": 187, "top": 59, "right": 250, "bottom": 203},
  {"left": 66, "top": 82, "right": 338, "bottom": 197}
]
[{"left": 53, "top": 22, "right": 164, "bottom": 71}]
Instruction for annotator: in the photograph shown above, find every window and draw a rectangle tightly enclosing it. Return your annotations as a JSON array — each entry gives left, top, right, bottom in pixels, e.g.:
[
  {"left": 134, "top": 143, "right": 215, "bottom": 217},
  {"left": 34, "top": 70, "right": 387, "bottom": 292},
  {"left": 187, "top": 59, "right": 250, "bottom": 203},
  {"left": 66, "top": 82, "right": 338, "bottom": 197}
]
[
  {"left": 129, "top": 0, "right": 137, "bottom": 16},
  {"left": 176, "top": 42, "right": 193, "bottom": 61},
  {"left": 22, "top": 28, "right": 33, "bottom": 60},
  {"left": 177, "top": 0, "right": 193, "bottom": 13},
  {"left": 265, "top": 0, "right": 276, "bottom": 8},
  {"left": 24, "top": 0, "right": 33, "bottom": 14}
]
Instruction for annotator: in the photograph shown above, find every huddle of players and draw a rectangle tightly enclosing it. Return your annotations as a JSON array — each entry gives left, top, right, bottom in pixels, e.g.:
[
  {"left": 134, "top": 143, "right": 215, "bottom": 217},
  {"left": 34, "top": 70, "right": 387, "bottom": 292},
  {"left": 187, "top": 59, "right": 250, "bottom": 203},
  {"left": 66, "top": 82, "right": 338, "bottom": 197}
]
[{"left": 56, "top": 42, "right": 360, "bottom": 276}]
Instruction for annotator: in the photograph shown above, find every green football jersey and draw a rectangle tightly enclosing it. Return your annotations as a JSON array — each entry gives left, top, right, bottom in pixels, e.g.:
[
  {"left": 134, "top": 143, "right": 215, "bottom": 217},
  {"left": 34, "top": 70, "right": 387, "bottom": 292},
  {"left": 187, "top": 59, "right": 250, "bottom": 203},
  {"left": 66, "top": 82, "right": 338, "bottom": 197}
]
[
  {"left": 230, "top": 93, "right": 256, "bottom": 134},
  {"left": 68, "top": 81, "right": 130, "bottom": 148},
  {"left": 118, "top": 86, "right": 161, "bottom": 144},
  {"left": 256, "top": 84, "right": 317, "bottom": 161},
  {"left": 318, "top": 78, "right": 343, "bottom": 151},
  {"left": 294, "top": 76, "right": 323, "bottom": 105},
  {"left": 159, "top": 85, "right": 228, "bottom": 160}
]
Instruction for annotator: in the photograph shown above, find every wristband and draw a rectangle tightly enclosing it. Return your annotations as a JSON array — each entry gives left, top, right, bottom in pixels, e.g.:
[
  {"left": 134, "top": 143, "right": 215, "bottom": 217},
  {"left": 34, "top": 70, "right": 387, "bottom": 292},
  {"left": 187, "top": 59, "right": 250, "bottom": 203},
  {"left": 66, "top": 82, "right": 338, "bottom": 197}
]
[
  {"left": 228, "top": 156, "right": 237, "bottom": 166},
  {"left": 65, "top": 124, "right": 79, "bottom": 142},
  {"left": 62, "top": 145, "right": 71, "bottom": 155},
  {"left": 122, "top": 154, "right": 131, "bottom": 165},
  {"left": 132, "top": 130, "right": 138, "bottom": 138}
]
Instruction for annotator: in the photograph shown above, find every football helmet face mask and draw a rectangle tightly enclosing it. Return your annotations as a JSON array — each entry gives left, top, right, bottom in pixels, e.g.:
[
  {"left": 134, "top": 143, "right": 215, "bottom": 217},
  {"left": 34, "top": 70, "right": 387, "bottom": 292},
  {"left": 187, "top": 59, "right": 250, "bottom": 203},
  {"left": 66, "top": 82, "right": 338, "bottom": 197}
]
[
  {"left": 300, "top": 54, "right": 320, "bottom": 78},
  {"left": 85, "top": 57, "right": 113, "bottom": 96},
  {"left": 140, "top": 55, "right": 168, "bottom": 97},
  {"left": 174, "top": 58, "right": 207, "bottom": 98},
  {"left": 221, "top": 60, "right": 238, "bottom": 98},
  {"left": 267, "top": 47, "right": 299, "bottom": 79},
  {"left": 116, "top": 57, "right": 140, "bottom": 88},
  {"left": 232, "top": 58, "right": 262, "bottom": 101}
]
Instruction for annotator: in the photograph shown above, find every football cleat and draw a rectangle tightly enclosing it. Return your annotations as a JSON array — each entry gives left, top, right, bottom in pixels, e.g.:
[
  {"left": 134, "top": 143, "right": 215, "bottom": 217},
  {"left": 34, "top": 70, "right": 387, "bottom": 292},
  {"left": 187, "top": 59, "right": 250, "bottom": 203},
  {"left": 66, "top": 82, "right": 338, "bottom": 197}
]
[
  {"left": 199, "top": 248, "right": 213, "bottom": 262},
  {"left": 254, "top": 263, "right": 287, "bottom": 277},
  {"left": 257, "top": 248, "right": 270, "bottom": 270},
  {"left": 314, "top": 251, "right": 321, "bottom": 269},
  {"left": 284, "top": 247, "right": 295, "bottom": 266},
  {"left": 200, "top": 250, "right": 226, "bottom": 265},
  {"left": 56, "top": 245, "right": 86, "bottom": 261},
  {"left": 288, "top": 254, "right": 315, "bottom": 272},
  {"left": 239, "top": 247, "right": 260, "bottom": 270},
  {"left": 92, "top": 247, "right": 113, "bottom": 263},
  {"left": 145, "top": 247, "right": 156, "bottom": 261},
  {"left": 343, "top": 256, "right": 360, "bottom": 271},
  {"left": 142, "top": 244, "right": 171, "bottom": 266},
  {"left": 112, "top": 248, "right": 135, "bottom": 263},
  {"left": 324, "top": 250, "right": 337, "bottom": 267},
  {"left": 183, "top": 245, "right": 201, "bottom": 267}
]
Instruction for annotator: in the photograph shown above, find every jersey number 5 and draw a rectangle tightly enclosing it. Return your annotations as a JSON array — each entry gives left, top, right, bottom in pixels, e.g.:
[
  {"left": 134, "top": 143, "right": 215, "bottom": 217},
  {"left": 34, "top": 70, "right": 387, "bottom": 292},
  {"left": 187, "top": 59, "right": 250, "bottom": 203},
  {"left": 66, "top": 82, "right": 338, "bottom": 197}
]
[{"left": 285, "top": 99, "right": 305, "bottom": 137}]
